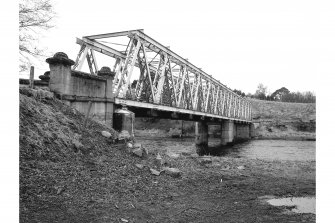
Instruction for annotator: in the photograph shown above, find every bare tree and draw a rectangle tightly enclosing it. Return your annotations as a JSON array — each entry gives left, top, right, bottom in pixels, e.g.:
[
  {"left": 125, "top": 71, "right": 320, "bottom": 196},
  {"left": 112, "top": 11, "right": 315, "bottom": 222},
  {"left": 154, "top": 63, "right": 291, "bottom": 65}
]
[{"left": 19, "top": 0, "right": 55, "bottom": 71}]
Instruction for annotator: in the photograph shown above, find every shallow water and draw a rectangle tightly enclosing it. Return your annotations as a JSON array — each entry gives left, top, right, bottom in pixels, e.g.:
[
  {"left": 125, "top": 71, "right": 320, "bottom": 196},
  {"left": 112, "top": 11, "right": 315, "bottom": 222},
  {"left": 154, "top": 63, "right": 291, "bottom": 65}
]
[
  {"left": 212, "top": 139, "right": 315, "bottom": 161},
  {"left": 137, "top": 137, "right": 315, "bottom": 161},
  {"left": 267, "top": 197, "right": 315, "bottom": 214}
]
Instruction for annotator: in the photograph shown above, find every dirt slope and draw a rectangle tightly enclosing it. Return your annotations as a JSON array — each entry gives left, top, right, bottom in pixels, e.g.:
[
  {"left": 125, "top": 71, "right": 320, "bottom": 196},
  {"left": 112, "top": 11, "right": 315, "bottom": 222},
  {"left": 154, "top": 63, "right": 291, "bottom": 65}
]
[{"left": 250, "top": 99, "right": 316, "bottom": 140}]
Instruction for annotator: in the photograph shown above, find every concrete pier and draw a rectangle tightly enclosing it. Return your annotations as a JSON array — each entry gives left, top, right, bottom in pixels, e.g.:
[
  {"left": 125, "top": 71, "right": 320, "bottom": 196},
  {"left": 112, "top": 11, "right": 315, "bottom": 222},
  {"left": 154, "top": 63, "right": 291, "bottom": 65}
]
[
  {"left": 221, "top": 120, "right": 235, "bottom": 146},
  {"left": 235, "top": 123, "right": 250, "bottom": 141},
  {"left": 195, "top": 121, "right": 208, "bottom": 146},
  {"left": 249, "top": 123, "right": 255, "bottom": 138}
]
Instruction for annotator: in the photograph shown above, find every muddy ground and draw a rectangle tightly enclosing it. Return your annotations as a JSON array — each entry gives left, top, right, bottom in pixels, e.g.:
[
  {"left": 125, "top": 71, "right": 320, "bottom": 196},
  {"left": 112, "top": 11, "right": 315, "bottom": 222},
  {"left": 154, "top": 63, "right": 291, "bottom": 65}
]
[{"left": 19, "top": 87, "right": 315, "bottom": 222}]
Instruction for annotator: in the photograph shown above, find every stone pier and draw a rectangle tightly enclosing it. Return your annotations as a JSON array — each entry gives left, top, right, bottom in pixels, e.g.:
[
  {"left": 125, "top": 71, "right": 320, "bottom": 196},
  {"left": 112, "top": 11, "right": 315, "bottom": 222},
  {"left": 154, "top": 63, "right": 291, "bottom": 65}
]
[
  {"left": 249, "top": 123, "right": 255, "bottom": 138},
  {"left": 235, "top": 123, "right": 251, "bottom": 141},
  {"left": 195, "top": 121, "right": 208, "bottom": 146},
  {"left": 221, "top": 120, "right": 235, "bottom": 146}
]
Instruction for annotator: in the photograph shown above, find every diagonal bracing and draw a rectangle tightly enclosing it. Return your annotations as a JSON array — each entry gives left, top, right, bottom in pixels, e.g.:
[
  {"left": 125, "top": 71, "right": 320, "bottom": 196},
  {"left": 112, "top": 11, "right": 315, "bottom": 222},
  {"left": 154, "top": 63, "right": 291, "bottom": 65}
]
[{"left": 72, "top": 29, "right": 252, "bottom": 122}]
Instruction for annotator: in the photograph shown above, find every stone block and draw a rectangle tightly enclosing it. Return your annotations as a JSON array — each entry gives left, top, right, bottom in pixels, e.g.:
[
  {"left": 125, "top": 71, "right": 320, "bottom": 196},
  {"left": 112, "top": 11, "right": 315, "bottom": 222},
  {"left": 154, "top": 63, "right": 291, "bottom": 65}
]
[
  {"left": 198, "top": 157, "right": 212, "bottom": 165},
  {"left": 135, "top": 164, "right": 144, "bottom": 169},
  {"left": 163, "top": 167, "right": 181, "bottom": 178},
  {"left": 101, "top": 131, "right": 111, "bottom": 138},
  {"left": 150, "top": 168, "right": 160, "bottom": 176},
  {"left": 132, "top": 148, "right": 143, "bottom": 157}
]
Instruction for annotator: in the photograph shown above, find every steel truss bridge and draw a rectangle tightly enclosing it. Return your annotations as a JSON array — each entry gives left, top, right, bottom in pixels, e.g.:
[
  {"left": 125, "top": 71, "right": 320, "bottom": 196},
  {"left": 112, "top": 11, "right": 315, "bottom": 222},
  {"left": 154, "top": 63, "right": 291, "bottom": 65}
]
[{"left": 73, "top": 29, "right": 252, "bottom": 123}]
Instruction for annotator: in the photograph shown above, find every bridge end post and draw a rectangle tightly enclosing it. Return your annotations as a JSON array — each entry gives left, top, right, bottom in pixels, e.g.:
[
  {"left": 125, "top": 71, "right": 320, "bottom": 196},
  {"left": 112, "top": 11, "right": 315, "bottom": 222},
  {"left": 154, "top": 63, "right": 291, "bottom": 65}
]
[{"left": 46, "top": 52, "right": 75, "bottom": 95}]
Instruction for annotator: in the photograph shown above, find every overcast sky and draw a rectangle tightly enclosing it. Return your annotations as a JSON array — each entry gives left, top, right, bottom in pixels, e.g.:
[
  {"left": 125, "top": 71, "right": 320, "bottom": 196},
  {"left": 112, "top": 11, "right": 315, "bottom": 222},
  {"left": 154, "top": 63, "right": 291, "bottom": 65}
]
[{"left": 22, "top": 0, "right": 334, "bottom": 94}]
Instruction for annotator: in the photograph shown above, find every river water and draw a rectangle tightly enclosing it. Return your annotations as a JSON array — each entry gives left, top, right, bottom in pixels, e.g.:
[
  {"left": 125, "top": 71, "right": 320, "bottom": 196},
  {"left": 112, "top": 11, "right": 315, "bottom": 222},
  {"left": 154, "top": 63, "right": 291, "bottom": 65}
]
[{"left": 136, "top": 137, "right": 315, "bottom": 162}]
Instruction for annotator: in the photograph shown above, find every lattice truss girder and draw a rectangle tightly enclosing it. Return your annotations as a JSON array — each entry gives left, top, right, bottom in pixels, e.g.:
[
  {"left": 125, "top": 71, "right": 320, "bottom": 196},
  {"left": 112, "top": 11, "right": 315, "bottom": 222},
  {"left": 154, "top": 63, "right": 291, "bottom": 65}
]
[{"left": 72, "top": 30, "right": 252, "bottom": 121}]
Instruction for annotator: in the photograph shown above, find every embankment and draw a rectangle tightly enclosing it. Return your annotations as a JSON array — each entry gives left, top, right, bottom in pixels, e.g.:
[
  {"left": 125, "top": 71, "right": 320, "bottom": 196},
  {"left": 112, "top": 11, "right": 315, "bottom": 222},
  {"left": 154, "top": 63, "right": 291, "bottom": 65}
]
[{"left": 250, "top": 99, "right": 316, "bottom": 140}]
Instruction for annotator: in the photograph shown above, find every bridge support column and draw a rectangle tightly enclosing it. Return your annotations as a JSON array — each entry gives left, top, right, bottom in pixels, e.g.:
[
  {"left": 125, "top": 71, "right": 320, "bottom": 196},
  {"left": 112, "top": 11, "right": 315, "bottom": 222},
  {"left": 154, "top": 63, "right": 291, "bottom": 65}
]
[
  {"left": 233, "top": 123, "right": 237, "bottom": 140},
  {"left": 236, "top": 124, "right": 242, "bottom": 139},
  {"left": 235, "top": 123, "right": 250, "bottom": 141},
  {"left": 249, "top": 123, "right": 255, "bottom": 138},
  {"left": 221, "top": 120, "right": 234, "bottom": 146},
  {"left": 195, "top": 122, "right": 208, "bottom": 146},
  {"left": 244, "top": 125, "right": 250, "bottom": 139},
  {"left": 195, "top": 121, "right": 208, "bottom": 155}
]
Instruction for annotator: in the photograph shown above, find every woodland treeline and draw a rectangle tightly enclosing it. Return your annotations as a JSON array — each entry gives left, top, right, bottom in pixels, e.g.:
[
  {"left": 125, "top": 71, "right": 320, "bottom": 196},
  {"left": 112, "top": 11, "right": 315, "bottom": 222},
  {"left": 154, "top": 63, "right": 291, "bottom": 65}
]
[{"left": 233, "top": 84, "right": 315, "bottom": 103}]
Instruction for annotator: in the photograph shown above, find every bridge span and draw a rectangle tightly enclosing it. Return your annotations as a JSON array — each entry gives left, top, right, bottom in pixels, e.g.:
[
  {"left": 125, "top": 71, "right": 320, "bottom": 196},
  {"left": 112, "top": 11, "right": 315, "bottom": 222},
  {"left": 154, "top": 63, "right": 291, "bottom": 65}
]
[{"left": 46, "top": 29, "right": 254, "bottom": 149}]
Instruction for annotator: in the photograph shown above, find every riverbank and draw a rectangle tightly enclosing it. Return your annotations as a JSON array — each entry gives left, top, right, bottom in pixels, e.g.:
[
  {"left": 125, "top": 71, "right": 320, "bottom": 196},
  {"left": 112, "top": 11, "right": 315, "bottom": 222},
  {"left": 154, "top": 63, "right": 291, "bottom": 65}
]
[
  {"left": 251, "top": 99, "right": 316, "bottom": 140},
  {"left": 20, "top": 87, "right": 315, "bottom": 222},
  {"left": 135, "top": 99, "right": 316, "bottom": 141}
]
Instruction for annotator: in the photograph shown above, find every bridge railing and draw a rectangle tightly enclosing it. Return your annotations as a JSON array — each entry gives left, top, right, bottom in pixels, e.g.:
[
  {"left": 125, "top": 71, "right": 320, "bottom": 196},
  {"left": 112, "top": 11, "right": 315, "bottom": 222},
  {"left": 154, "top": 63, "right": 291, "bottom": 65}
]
[{"left": 72, "top": 29, "right": 252, "bottom": 122}]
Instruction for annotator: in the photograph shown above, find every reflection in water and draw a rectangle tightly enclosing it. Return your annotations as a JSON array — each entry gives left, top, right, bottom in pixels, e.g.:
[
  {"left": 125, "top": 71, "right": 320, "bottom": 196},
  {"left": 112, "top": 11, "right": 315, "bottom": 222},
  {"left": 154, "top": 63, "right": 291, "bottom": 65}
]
[
  {"left": 267, "top": 197, "right": 315, "bottom": 214},
  {"left": 136, "top": 137, "right": 315, "bottom": 161}
]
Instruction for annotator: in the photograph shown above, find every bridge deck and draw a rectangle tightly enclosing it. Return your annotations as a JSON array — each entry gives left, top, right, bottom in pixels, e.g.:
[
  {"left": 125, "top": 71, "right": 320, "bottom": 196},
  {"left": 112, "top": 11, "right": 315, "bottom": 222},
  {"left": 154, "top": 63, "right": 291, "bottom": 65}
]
[{"left": 115, "top": 98, "right": 251, "bottom": 123}]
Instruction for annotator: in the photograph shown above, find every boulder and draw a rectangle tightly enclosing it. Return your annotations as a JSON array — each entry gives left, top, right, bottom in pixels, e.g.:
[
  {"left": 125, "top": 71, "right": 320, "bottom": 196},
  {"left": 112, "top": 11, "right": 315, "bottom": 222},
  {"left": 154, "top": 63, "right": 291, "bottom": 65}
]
[
  {"left": 190, "top": 154, "right": 199, "bottom": 159},
  {"left": 135, "top": 164, "right": 144, "bottom": 169},
  {"left": 101, "top": 131, "right": 111, "bottom": 138},
  {"left": 127, "top": 143, "right": 133, "bottom": 149},
  {"left": 142, "top": 147, "right": 149, "bottom": 158},
  {"left": 150, "top": 168, "right": 160, "bottom": 176},
  {"left": 237, "top": 166, "right": 245, "bottom": 170},
  {"left": 154, "top": 154, "right": 163, "bottom": 168},
  {"left": 167, "top": 152, "right": 180, "bottom": 158},
  {"left": 198, "top": 157, "right": 212, "bottom": 165},
  {"left": 73, "top": 140, "right": 83, "bottom": 150},
  {"left": 118, "top": 130, "right": 131, "bottom": 141},
  {"left": 133, "top": 143, "right": 142, "bottom": 148},
  {"left": 163, "top": 167, "right": 181, "bottom": 178},
  {"left": 132, "top": 148, "right": 143, "bottom": 157}
]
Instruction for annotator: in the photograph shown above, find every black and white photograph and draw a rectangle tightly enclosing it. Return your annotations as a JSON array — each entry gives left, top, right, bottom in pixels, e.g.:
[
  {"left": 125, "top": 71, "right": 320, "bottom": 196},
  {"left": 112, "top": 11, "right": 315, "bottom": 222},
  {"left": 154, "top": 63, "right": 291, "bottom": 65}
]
[{"left": 2, "top": 0, "right": 335, "bottom": 222}]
